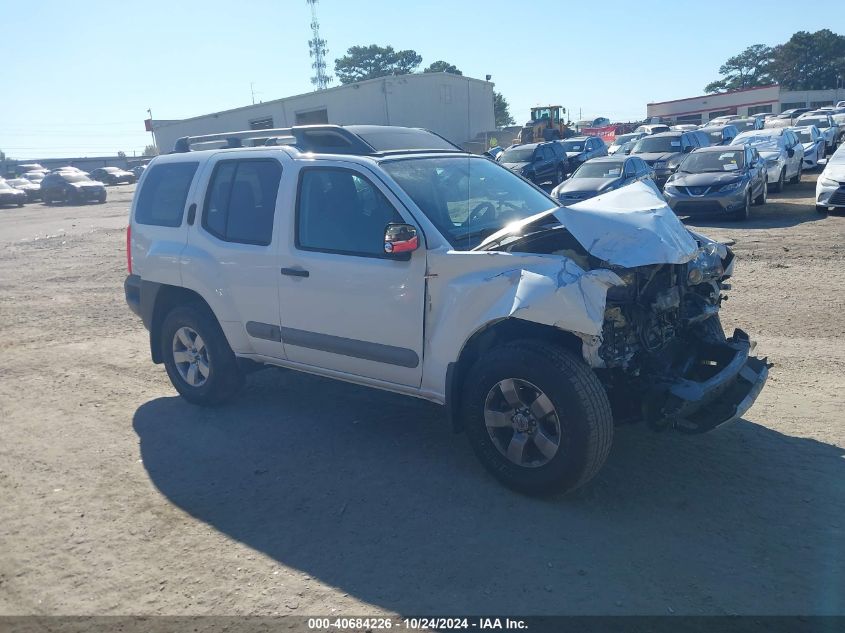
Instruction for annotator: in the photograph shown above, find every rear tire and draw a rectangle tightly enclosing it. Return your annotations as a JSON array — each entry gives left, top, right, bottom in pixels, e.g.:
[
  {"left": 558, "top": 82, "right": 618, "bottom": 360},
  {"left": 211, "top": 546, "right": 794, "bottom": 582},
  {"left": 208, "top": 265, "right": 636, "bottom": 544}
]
[
  {"left": 461, "top": 340, "right": 613, "bottom": 495},
  {"left": 555, "top": 166, "right": 564, "bottom": 185},
  {"left": 160, "top": 304, "right": 244, "bottom": 406}
]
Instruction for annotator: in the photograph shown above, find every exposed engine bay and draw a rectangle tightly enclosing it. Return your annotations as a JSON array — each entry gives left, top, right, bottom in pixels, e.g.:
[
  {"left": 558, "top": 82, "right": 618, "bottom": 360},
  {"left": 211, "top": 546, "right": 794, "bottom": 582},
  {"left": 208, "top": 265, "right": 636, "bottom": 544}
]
[{"left": 482, "top": 219, "right": 770, "bottom": 434}]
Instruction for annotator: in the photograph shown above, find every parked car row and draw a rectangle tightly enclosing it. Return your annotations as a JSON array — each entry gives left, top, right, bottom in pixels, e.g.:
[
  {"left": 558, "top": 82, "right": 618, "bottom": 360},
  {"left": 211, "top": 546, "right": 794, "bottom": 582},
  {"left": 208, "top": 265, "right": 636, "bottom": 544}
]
[{"left": 0, "top": 170, "right": 110, "bottom": 207}]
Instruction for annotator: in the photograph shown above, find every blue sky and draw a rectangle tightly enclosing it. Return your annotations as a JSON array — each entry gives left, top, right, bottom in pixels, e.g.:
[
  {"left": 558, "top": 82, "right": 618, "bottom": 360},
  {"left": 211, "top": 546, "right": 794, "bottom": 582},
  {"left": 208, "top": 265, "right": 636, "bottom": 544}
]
[{"left": 0, "top": 0, "right": 835, "bottom": 158}]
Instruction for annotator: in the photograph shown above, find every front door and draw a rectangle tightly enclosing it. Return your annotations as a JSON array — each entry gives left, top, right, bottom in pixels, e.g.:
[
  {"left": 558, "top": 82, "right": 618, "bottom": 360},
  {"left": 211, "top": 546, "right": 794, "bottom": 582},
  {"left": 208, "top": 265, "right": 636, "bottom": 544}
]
[{"left": 277, "top": 162, "right": 427, "bottom": 387}]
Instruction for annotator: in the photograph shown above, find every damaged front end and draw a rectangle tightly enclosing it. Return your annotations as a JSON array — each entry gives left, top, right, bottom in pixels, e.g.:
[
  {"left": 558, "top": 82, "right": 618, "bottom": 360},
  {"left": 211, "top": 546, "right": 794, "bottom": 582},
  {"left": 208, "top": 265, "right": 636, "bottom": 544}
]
[
  {"left": 587, "top": 242, "right": 770, "bottom": 433},
  {"left": 480, "top": 181, "right": 770, "bottom": 433}
]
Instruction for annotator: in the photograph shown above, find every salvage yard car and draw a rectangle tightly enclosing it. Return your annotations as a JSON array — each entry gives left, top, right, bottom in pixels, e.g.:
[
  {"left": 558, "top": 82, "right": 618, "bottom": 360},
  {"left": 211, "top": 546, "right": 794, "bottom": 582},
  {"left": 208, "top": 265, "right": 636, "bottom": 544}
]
[
  {"left": 663, "top": 145, "right": 767, "bottom": 220},
  {"left": 790, "top": 125, "right": 826, "bottom": 169},
  {"left": 498, "top": 142, "right": 568, "bottom": 185},
  {"left": 630, "top": 131, "right": 699, "bottom": 188},
  {"left": 124, "top": 124, "right": 769, "bottom": 495},
  {"left": 5, "top": 177, "right": 41, "bottom": 201},
  {"left": 607, "top": 132, "right": 644, "bottom": 155},
  {"left": 794, "top": 113, "right": 839, "bottom": 155},
  {"left": 816, "top": 144, "right": 845, "bottom": 214},
  {"left": 0, "top": 179, "right": 28, "bottom": 207},
  {"left": 90, "top": 166, "right": 137, "bottom": 185},
  {"left": 550, "top": 155, "right": 652, "bottom": 203},
  {"left": 730, "top": 128, "right": 803, "bottom": 192},
  {"left": 41, "top": 171, "right": 107, "bottom": 205}
]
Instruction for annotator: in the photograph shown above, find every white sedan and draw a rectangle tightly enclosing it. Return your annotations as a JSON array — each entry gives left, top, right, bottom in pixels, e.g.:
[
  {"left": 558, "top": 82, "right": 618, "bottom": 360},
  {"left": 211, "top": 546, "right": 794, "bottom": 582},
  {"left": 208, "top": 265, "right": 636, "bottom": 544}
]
[
  {"left": 790, "top": 126, "right": 826, "bottom": 169},
  {"left": 816, "top": 144, "right": 845, "bottom": 213}
]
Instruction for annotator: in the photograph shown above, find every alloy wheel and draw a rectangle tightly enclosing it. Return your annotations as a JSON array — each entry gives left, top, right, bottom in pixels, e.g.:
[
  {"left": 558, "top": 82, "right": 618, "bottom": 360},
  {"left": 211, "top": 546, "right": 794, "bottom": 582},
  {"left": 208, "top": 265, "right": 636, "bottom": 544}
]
[
  {"left": 484, "top": 378, "right": 562, "bottom": 468},
  {"left": 172, "top": 326, "right": 210, "bottom": 387}
]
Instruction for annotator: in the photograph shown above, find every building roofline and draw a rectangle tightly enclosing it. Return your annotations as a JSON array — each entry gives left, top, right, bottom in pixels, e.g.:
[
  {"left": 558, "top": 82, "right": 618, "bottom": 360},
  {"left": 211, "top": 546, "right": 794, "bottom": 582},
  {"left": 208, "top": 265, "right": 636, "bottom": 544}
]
[
  {"left": 647, "top": 84, "right": 779, "bottom": 107},
  {"left": 153, "top": 73, "right": 494, "bottom": 130}
]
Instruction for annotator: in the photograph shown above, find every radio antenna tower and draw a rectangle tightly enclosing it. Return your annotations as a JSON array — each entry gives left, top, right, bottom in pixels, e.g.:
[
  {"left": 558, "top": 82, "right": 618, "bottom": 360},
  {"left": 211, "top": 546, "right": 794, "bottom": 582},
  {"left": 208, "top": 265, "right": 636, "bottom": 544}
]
[{"left": 307, "top": 0, "right": 331, "bottom": 90}]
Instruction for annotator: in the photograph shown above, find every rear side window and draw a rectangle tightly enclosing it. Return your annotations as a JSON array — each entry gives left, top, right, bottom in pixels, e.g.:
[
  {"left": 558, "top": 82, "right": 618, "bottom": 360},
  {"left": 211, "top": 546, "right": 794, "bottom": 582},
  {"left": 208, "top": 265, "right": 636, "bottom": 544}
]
[
  {"left": 202, "top": 159, "right": 282, "bottom": 246},
  {"left": 135, "top": 162, "right": 198, "bottom": 227}
]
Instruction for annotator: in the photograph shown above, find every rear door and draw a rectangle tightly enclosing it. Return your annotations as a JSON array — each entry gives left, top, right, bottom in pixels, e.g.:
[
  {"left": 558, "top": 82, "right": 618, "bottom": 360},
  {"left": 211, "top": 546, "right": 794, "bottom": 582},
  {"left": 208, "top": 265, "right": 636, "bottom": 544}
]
[
  {"left": 182, "top": 151, "right": 287, "bottom": 359},
  {"left": 130, "top": 158, "right": 202, "bottom": 288}
]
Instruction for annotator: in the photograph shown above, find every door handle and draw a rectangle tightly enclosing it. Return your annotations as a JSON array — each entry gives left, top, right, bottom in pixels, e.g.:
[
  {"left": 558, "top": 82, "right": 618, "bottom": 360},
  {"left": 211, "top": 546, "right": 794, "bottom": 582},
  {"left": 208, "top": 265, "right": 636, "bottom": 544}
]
[{"left": 281, "top": 267, "right": 309, "bottom": 278}]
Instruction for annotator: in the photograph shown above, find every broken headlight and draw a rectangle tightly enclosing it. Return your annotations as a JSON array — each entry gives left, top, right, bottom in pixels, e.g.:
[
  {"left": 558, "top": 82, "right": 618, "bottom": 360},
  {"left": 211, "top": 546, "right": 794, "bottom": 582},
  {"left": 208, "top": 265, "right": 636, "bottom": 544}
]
[{"left": 687, "top": 245, "right": 724, "bottom": 285}]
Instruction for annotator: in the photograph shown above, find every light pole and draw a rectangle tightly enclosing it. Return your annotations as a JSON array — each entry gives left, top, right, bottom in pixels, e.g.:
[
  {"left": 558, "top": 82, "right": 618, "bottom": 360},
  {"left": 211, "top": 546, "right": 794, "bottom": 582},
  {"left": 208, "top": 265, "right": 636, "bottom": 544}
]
[{"left": 147, "top": 108, "right": 157, "bottom": 153}]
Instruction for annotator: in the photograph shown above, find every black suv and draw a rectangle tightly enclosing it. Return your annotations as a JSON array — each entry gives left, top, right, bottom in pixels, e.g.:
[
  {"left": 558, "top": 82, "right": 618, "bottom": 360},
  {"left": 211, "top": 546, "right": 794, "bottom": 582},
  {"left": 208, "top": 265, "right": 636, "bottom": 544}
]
[
  {"left": 41, "top": 172, "right": 107, "bottom": 205},
  {"left": 498, "top": 141, "right": 568, "bottom": 185},
  {"left": 630, "top": 131, "right": 699, "bottom": 188},
  {"left": 556, "top": 136, "right": 607, "bottom": 175}
]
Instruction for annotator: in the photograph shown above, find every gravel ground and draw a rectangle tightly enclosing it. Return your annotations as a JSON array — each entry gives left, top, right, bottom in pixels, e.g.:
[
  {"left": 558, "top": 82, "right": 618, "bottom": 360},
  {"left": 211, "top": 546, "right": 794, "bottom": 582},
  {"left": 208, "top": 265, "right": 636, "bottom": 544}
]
[{"left": 0, "top": 175, "right": 843, "bottom": 617}]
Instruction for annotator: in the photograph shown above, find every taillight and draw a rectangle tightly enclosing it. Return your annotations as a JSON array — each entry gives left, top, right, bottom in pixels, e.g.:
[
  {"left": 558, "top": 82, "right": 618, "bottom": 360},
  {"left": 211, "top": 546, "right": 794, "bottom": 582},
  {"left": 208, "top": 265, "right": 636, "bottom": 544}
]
[{"left": 126, "top": 225, "right": 132, "bottom": 274}]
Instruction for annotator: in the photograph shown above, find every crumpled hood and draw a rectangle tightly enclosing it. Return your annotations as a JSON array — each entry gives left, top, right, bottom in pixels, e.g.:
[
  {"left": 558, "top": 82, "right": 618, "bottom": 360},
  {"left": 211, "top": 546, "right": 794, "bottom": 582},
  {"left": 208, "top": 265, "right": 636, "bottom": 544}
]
[{"left": 554, "top": 181, "right": 699, "bottom": 267}]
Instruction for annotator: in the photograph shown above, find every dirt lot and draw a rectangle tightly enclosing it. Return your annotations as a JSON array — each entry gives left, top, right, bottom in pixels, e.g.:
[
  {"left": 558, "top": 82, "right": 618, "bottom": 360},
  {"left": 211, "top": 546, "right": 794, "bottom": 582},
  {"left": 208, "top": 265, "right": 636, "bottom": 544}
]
[{"left": 1, "top": 175, "right": 843, "bottom": 617}]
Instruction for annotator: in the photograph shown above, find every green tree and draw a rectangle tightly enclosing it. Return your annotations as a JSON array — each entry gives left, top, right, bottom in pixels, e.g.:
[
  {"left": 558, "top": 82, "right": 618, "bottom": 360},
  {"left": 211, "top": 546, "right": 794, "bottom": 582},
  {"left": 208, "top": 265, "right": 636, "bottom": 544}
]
[
  {"left": 143, "top": 145, "right": 158, "bottom": 157},
  {"left": 704, "top": 44, "right": 774, "bottom": 93},
  {"left": 769, "top": 30, "right": 845, "bottom": 90},
  {"left": 423, "top": 60, "right": 462, "bottom": 75},
  {"left": 334, "top": 44, "right": 422, "bottom": 84},
  {"left": 493, "top": 91, "right": 515, "bottom": 127}
]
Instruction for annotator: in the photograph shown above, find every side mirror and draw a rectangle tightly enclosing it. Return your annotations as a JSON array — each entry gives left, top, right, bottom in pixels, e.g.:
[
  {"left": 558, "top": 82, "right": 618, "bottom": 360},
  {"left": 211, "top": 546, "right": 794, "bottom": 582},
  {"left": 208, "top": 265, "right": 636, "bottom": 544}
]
[
  {"left": 683, "top": 145, "right": 694, "bottom": 153},
  {"left": 384, "top": 223, "right": 419, "bottom": 260},
  {"left": 623, "top": 147, "right": 632, "bottom": 155},
  {"left": 534, "top": 154, "right": 544, "bottom": 162},
  {"left": 787, "top": 148, "right": 795, "bottom": 158}
]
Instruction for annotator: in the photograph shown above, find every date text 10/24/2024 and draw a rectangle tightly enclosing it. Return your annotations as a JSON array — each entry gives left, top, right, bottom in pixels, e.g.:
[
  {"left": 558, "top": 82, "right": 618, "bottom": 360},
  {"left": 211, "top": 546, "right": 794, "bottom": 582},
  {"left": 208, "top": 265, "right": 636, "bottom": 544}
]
[{"left": 307, "top": 617, "right": 528, "bottom": 630}]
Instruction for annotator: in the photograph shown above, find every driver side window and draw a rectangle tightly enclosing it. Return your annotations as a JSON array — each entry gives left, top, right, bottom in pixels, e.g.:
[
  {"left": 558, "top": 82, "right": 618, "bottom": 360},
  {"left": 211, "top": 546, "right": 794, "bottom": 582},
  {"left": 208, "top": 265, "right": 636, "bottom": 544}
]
[{"left": 296, "top": 168, "right": 402, "bottom": 257}]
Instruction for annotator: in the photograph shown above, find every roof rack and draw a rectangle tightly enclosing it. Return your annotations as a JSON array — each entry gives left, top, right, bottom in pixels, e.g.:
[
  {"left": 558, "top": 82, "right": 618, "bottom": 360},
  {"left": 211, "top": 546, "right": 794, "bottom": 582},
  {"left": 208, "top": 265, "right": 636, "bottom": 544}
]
[{"left": 172, "top": 124, "right": 464, "bottom": 156}]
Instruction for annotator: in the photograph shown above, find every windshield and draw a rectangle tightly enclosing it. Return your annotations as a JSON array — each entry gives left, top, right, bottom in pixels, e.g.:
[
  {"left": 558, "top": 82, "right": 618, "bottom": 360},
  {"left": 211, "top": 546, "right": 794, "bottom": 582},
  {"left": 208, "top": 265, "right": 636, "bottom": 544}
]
[
  {"left": 62, "top": 173, "right": 92, "bottom": 183},
  {"left": 573, "top": 161, "right": 624, "bottom": 178},
  {"left": 632, "top": 136, "right": 681, "bottom": 153},
  {"left": 794, "top": 128, "right": 816, "bottom": 142},
  {"left": 732, "top": 119, "right": 756, "bottom": 132},
  {"left": 732, "top": 133, "right": 780, "bottom": 148},
  {"left": 0, "top": 181, "right": 13, "bottom": 190},
  {"left": 612, "top": 134, "right": 638, "bottom": 146},
  {"left": 558, "top": 140, "right": 585, "bottom": 152},
  {"left": 382, "top": 156, "right": 557, "bottom": 251},
  {"left": 103, "top": 167, "right": 120, "bottom": 172},
  {"left": 499, "top": 147, "right": 534, "bottom": 163},
  {"left": 679, "top": 150, "right": 744, "bottom": 173},
  {"left": 798, "top": 117, "right": 829, "bottom": 128}
]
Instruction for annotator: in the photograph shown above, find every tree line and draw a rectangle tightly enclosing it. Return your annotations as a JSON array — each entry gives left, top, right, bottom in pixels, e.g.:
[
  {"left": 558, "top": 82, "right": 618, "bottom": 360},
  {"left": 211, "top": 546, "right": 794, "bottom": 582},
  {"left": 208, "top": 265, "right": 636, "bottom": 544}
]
[
  {"left": 705, "top": 29, "right": 845, "bottom": 93},
  {"left": 330, "top": 44, "right": 514, "bottom": 127}
]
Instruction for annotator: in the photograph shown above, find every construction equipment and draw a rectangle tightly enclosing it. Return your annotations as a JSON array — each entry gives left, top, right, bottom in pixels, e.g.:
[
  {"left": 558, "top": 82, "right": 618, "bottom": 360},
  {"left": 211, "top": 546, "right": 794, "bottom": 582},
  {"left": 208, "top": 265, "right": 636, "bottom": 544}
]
[{"left": 516, "top": 106, "right": 570, "bottom": 144}]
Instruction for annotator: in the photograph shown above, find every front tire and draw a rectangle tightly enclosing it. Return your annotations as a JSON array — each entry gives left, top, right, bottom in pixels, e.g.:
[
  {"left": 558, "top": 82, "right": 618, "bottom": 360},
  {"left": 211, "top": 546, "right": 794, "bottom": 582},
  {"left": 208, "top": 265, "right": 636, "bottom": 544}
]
[
  {"left": 161, "top": 304, "right": 244, "bottom": 406},
  {"left": 770, "top": 167, "right": 785, "bottom": 193},
  {"left": 555, "top": 166, "right": 564, "bottom": 185},
  {"left": 461, "top": 340, "right": 613, "bottom": 495},
  {"left": 733, "top": 191, "right": 751, "bottom": 221},
  {"left": 754, "top": 180, "right": 767, "bottom": 205}
]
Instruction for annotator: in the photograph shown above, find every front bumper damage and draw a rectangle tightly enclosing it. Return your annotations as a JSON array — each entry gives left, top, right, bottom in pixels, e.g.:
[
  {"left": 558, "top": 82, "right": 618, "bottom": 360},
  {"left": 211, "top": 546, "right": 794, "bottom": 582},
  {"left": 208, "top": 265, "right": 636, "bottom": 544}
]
[{"left": 646, "top": 329, "right": 770, "bottom": 433}]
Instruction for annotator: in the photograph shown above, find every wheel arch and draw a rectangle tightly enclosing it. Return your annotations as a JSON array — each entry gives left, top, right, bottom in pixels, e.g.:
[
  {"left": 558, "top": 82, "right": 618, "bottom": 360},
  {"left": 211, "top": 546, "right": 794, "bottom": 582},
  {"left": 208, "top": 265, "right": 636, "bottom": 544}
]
[
  {"left": 148, "top": 284, "right": 217, "bottom": 364},
  {"left": 445, "top": 318, "right": 584, "bottom": 433}
]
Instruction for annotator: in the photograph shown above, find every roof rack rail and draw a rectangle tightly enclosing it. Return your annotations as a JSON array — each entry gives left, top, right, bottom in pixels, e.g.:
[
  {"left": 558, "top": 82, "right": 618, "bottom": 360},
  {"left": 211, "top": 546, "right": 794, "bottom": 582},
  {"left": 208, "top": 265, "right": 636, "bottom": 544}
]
[{"left": 172, "top": 124, "right": 463, "bottom": 156}]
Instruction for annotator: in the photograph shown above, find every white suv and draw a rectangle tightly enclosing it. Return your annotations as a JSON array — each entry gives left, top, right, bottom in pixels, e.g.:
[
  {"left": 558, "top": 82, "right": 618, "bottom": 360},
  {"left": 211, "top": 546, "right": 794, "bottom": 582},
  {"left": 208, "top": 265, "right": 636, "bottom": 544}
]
[{"left": 125, "top": 125, "right": 769, "bottom": 494}]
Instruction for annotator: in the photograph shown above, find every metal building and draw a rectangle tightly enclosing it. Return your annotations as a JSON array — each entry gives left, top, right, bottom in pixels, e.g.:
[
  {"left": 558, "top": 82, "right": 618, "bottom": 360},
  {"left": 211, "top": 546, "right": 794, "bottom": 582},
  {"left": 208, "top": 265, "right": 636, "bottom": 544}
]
[{"left": 151, "top": 73, "right": 495, "bottom": 153}]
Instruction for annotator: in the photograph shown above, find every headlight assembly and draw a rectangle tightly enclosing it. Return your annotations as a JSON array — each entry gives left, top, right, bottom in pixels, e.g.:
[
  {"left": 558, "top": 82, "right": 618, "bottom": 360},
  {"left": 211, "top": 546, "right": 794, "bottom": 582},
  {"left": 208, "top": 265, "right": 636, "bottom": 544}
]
[
  {"left": 820, "top": 176, "right": 839, "bottom": 187},
  {"left": 717, "top": 181, "right": 743, "bottom": 193}
]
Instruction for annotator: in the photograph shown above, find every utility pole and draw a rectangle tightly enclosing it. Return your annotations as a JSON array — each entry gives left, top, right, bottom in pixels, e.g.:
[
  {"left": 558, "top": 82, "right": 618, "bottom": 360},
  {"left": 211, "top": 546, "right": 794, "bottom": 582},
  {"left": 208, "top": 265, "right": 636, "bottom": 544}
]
[
  {"left": 251, "top": 82, "right": 258, "bottom": 105},
  {"left": 307, "top": 0, "right": 331, "bottom": 90}
]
